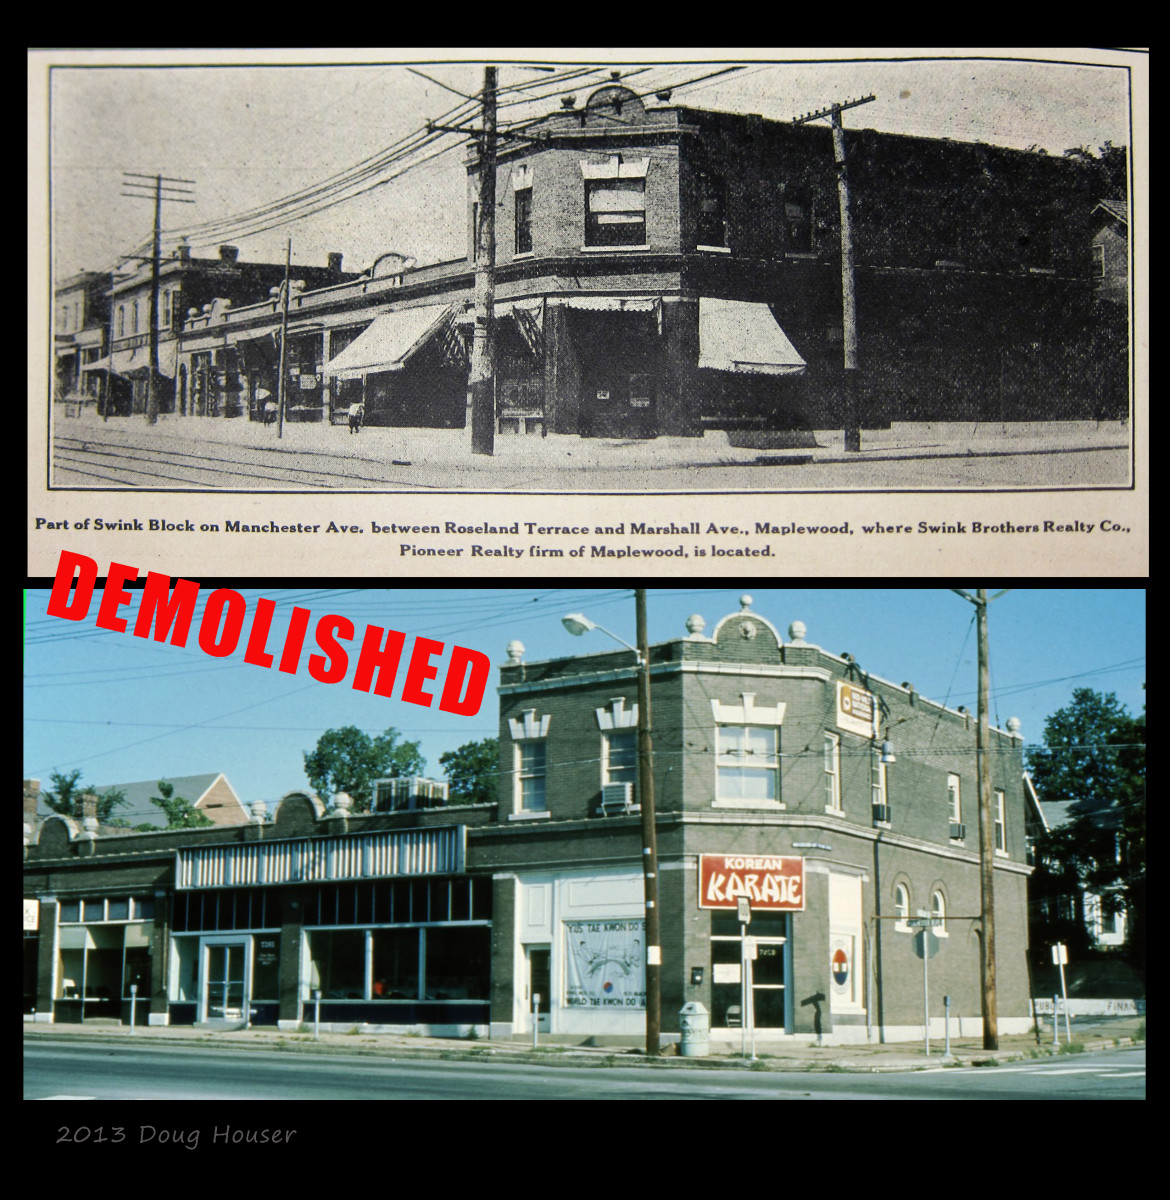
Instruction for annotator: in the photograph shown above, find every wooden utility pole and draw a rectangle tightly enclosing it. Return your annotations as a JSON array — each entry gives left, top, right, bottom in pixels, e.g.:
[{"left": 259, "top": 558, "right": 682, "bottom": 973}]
[
  {"left": 469, "top": 65, "right": 498, "bottom": 456},
  {"left": 793, "top": 96, "right": 874, "bottom": 452},
  {"left": 974, "top": 588, "right": 998, "bottom": 1050},
  {"left": 951, "top": 588, "right": 1011, "bottom": 1050},
  {"left": 121, "top": 173, "right": 195, "bottom": 425},
  {"left": 636, "top": 589, "right": 661, "bottom": 1056},
  {"left": 277, "top": 239, "right": 292, "bottom": 440}
]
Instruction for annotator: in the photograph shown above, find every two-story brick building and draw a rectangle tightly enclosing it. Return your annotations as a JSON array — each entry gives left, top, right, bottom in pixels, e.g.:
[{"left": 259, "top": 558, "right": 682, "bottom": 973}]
[
  {"left": 24, "top": 597, "right": 1035, "bottom": 1045},
  {"left": 101, "top": 244, "right": 351, "bottom": 418},
  {"left": 53, "top": 270, "right": 110, "bottom": 412},
  {"left": 167, "top": 83, "right": 1119, "bottom": 444}
]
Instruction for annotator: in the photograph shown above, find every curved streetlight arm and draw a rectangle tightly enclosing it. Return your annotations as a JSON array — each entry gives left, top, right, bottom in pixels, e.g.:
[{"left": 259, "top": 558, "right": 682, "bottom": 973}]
[{"left": 561, "top": 614, "right": 643, "bottom": 663}]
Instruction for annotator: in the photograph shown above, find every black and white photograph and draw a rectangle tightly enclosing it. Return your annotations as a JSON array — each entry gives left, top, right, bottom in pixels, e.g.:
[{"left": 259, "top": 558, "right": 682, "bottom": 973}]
[{"left": 30, "top": 49, "right": 1147, "bottom": 575}]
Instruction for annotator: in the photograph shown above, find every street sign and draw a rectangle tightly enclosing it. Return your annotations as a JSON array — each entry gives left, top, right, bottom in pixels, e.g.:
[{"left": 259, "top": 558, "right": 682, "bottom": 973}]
[
  {"left": 912, "top": 929, "right": 940, "bottom": 959},
  {"left": 906, "top": 917, "right": 943, "bottom": 928},
  {"left": 1051, "top": 943, "right": 1068, "bottom": 965},
  {"left": 737, "top": 897, "right": 752, "bottom": 924}
]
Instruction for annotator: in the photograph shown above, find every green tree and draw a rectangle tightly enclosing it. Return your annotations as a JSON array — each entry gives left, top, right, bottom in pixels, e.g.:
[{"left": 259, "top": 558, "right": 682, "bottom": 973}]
[
  {"left": 149, "top": 780, "right": 215, "bottom": 829},
  {"left": 41, "top": 769, "right": 127, "bottom": 824},
  {"left": 303, "top": 726, "right": 425, "bottom": 812},
  {"left": 1026, "top": 688, "right": 1145, "bottom": 953},
  {"left": 439, "top": 738, "right": 499, "bottom": 807}
]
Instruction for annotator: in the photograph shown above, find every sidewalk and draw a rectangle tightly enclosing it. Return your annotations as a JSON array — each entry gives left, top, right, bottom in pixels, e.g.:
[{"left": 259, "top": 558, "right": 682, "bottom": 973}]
[
  {"left": 57, "top": 411, "right": 1129, "bottom": 475},
  {"left": 23, "top": 1015, "right": 1144, "bottom": 1073}
]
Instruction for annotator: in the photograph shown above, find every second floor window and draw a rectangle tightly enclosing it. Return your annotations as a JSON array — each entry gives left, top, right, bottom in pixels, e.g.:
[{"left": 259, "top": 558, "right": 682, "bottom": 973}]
[
  {"left": 696, "top": 170, "right": 727, "bottom": 247},
  {"left": 947, "top": 773, "right": 961, "bottom": 824},
  {"left": 995, "top": 789, "right": 1007, "bottom": 854},
  {"left": 783, "top": 187, "right": 813, "bottom": 254},
  {"left": 716, "top": 725, "right": 779, "bottom": 803},
  {"left": 824, "top": 733, "right": 841, "bottom": 811},
  {"left": 116, "top": 306, "right": 125, "bottom": 338},
  {"left": 517, "top": 740, "right": 547, "bottom": 812},
  {"left": 604, "top": 729, "right": 637, "bottom": 786},
  {"left": 132, "top": 300, "right": 139, "bottom": 334},
  {"left": 515, "top": 187, "right": 532, "bottom": 255},
  {"left": 585, "top": 178, "right": 646, "bottom": 247}
]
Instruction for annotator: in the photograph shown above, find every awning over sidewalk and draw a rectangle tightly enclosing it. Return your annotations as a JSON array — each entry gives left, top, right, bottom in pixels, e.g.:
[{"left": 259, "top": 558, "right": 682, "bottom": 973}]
[
  {"left": 562, "top": 295, "right": 658, "bottom": 313},
  {"left": 322, "top": 304, "right": 453, "bottom": 379},
  {"left": 109, "top": 341, "right": 178, "bottom": 379},
  {"left": 698, "top": 297, "right": 806, "bottom": 376}
]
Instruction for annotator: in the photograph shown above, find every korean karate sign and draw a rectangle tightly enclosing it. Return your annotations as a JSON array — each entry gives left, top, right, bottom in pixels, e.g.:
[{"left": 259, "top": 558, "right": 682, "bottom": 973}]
[{"left": 698, "top": 855, "right": 806, "bottom": 911}]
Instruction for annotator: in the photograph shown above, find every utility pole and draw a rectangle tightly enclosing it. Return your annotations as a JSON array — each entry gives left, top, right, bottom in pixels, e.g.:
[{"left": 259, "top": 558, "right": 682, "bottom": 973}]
[
  {"left": 277, "top": 238, "right": 292, "bottom": 440},
  {"left": 121, "top": 173, "right": 196, "bottom": 425},
  {"left": 792, "top": 96, "right": 874, "bottom": 453},
  {"left": 950, "top": 588, "right": 1012, "bottom": 1050},
  {"left": 636, "top": 589, "right": 661, "bottom": 1055},
  {"left": 470, "top": 65, "right": 498, "bottom": 456}
]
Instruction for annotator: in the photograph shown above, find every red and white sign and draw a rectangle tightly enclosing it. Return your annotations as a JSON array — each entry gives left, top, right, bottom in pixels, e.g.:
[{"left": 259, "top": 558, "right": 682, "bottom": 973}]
[{"left": 699, "top": 854, "right": 805, "bottom": 911}]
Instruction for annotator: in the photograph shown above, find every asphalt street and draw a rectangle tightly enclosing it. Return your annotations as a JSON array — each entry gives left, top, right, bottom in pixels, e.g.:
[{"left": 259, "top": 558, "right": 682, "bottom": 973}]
[{"left": 25, "top": 1040, "right": 1145, "bottom": 1101}]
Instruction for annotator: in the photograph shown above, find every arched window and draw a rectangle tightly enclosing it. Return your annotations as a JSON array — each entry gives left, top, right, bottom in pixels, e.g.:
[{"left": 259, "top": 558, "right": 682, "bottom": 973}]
[
  {"left": 931, "top": 889, "right": 947, "bottom": 935},
  {"left": 894, "top": 883, "right": 910, "bottom": 932}
]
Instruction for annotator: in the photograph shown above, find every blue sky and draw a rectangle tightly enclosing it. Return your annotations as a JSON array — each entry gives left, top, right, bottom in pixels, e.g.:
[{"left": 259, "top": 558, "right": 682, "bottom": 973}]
[{"left": 23, "top": 587, "right": 1145, "bottom": 820}]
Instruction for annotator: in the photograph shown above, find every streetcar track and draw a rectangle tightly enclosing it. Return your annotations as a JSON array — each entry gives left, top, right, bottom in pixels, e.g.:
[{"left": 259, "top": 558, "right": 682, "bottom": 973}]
[{"left": 52, "top": 437, "right": 452, "bottom": 491}]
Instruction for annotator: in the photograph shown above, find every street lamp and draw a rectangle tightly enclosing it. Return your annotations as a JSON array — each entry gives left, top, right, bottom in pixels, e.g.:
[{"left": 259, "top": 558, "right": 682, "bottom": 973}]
[
  {"left": 561, "top": 592, "right": 661, "bottom": 1055},
  {"left": 561, "top": 613, "right": 641, "bottom": 660}
]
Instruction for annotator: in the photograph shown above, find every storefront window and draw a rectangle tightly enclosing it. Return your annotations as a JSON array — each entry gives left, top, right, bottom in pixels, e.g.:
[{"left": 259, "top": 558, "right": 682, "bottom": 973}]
[
  {"left": 310, "top": 928, "right": 366, "bottom": 999},
  {"left": 424, "top": 927, "right": 490, "bottom": 1001},
  {"left": 709, "top": 913, "right": 787, "bottom": 1029},
  {"left": 372, "top": 929, "right": 420, "bottom": 1000},
  {"left": 252, "top": 935, "right": 280, "bottom": 1000}
]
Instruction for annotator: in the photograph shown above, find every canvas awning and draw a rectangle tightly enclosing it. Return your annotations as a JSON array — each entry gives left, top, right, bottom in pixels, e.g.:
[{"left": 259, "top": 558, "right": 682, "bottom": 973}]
[
  {"left": 323, "top": 303, "right": 453, "bottom": 379},
  {"left": 561, "top": 295, "right": 658, "bottom": 313},
  {"left": 698, "top": 297, "right": 806, "bottom": 375},
  {"left": 110, "top": 341, "right": 178, "bottom": 379},
  {"left": 85, "top": 355, "right": 113, "bottom": 371}
]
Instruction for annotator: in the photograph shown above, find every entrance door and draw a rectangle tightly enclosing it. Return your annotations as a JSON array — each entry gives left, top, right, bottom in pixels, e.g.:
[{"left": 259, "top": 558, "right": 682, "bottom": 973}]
[
  {"left": 204, "top": 942, "right": 247, "bottom": 1021},
  {"left": 581, "top": 368, "right": 657, "bottom": 438},
  {"left": 751, "top": 938, "right": 787, "bottom": 1030},
  {"left": 526, "top": 945, "right": 551, "bottom": 1033}
]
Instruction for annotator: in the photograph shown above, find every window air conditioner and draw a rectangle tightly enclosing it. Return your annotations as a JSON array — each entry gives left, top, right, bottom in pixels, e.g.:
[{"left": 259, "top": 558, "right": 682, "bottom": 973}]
[
  {"left": 949, "top": 822, "right": 966, "bottom": 840},
  {"left": 600, "top": 782, "right": 638, "bottom": 816},
  {"left": 872, "top": 803, "right": 892, "bottom": 825}
]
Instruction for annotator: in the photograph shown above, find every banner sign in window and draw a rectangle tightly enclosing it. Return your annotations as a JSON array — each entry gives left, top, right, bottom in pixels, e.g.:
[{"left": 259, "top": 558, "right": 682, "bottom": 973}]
[
  {"left": 837, "top": 681, "right": 877, "bottom": 738},
  {"left": 564, "top": 919, "right": 645, "bottom": 1009},
  {"left": 699, "top": 854, "right": 806, "bottom": 911}
]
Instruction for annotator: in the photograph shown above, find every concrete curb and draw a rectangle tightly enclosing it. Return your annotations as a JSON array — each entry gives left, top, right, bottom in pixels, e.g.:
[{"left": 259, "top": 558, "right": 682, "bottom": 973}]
[{"left": 22, "top": 1025, "right": 1144, "bottom": 1074}]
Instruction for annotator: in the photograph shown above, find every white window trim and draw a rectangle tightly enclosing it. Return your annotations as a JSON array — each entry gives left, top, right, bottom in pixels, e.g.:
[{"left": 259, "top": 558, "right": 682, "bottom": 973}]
[
  {"left": 602, "top": 728, "right": 638, "bottom": 788},
  {"left": 947, "top": 773, "right": 962, "bottom": 825},
  {"left": 696, "top": 244, "right": 731, "bottom": 254},
  {"left": 930, "top": 890, "right": 949, "bottom": 937},
  {"left": 514, "top": 739, "right": 549, "bottom": 816},
  {"left": 894, "top": 884, "right": 911, "bottom": 933},
  {"left": 823, "top": 732, "right": 842, "bottom": 814},
  {"left": 713, "top": 722, "right": 783, "bottom": 810},
  {"left": 994, "top": 788, "right": 1008, "bottom": 857}
]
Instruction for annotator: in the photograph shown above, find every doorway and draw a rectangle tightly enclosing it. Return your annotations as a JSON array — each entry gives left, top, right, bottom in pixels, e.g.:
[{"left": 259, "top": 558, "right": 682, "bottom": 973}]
[
  {"left": 202, "top": 939, "right": 248, "bottom": 1023},
  {"left": 525, "top": 944, "right": 551, "bottom": 1033}
]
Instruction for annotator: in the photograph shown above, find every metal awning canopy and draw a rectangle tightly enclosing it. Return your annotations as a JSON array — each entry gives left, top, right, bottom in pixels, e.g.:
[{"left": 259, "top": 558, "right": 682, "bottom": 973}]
[
  {"left": 323, "top": 303, "right": 453, "bottom": 379},
  {"left": 698, "top": 297, "right": 806, "bottom": 375},
  {"left": 109, "top": 342, "right": 178, "bottom": 379}
]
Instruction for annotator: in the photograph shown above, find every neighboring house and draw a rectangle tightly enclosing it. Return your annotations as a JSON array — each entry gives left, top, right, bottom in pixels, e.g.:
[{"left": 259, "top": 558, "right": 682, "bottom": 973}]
[
  {"left": 1090, "top": 199, "right": 1128, "bottom": 304},
  {"left": 34, "top": 773, "right": 249, "bottom": 830},
  {"left": 1032, "top": 788, "right": 1129, "bottom": 949},
  {"left": 175, "top": 83, "right": 1120, "bottom": 440},
  {"left": 53, "top": 271, "right": 109, "bottom": 411},
  {"left": 100, "top": 244, "right": 351, "bottom": 419},
  {"left": 24, "top": 598, "right": 1034, "bottom": 1045}
]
